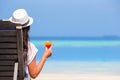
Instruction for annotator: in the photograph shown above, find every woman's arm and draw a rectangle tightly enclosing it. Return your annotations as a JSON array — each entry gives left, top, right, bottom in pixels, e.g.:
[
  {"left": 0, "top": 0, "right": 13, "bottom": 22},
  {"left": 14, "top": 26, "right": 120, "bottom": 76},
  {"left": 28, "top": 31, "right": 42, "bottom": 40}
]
[{"left": 28, "top": 47, "right": 52, "bottom": 79}]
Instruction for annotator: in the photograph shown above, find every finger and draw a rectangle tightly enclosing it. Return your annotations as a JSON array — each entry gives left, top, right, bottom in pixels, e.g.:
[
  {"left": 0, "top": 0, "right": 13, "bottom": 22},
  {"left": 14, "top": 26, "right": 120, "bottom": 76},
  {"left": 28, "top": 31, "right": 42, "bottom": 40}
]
[
  {"left": 45, "top": 47, "right": 48, "bottom": 51},
  {"left": 48, "top": 46, "right": 52, "bottom": 50},
  {"left": 49, "top": 52, "right": 52, "bottom": 57}
]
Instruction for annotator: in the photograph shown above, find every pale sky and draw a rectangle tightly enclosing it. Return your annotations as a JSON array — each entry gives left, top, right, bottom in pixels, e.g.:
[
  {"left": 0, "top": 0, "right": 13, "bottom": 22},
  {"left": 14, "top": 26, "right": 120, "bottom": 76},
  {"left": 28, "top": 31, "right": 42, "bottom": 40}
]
[{"left": 0, "top": 0, "right": 120, "bottom": 37}]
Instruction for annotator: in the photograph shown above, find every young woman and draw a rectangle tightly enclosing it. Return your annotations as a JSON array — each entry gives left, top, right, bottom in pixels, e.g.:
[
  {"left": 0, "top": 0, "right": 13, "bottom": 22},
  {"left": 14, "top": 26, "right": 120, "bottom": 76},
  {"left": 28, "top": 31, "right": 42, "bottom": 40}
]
[{"left": 9, "top": 9, "right": 52, "bottom": 79}]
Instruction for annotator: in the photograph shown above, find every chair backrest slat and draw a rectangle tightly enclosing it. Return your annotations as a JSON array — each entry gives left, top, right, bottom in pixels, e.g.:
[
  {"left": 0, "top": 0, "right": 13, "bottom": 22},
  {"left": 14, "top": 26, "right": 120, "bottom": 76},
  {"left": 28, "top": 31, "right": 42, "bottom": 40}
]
[
  {"left": 0, "top": 61, "right": 15, "bottom": 66},
  {"left": 0, "top": 54, "right": 18, "bottom": 60},
  {"left": 0, "top": 77, "right": 13, "bottom": 80},
  {"left": 0, "top": 72, "right": 14, "bottom": 77},
  {"left": 0, "top": 30, "right": 17, "bottom": 36},
  {"left": 0, "top": 43, "right": 17, "bottom": 48},
  {"left": 0, "top": 66, "right": 14, "bottom": 71},
  {"left": 0, "top": 20, "right": 20, "bottom": 28},
  {"left": 0, "top": 37, "right": 17, "bottom": 42},
  {"left": 0, "top": 49, "right": 17, "bottom": 54}
]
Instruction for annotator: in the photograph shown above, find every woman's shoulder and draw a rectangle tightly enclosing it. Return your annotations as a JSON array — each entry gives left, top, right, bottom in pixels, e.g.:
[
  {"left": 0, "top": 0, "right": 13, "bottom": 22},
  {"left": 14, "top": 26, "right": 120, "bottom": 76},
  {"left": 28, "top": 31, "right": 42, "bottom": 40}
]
[
  {"left": 28, "top": 41, "right": 38, "bottom": 52},
  {"left": 27, "top": 41, "right": 38, "bottom": 65},
  {"left": 28, "top": 41, "right": 36, "bottom": 48}
]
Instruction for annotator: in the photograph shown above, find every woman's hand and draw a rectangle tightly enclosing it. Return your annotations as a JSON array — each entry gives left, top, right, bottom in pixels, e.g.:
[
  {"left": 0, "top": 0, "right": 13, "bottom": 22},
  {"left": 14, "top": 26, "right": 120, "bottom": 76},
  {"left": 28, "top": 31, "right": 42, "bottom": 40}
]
[{"left": 43, "top": 46, "right": 52, "bottom": 58}]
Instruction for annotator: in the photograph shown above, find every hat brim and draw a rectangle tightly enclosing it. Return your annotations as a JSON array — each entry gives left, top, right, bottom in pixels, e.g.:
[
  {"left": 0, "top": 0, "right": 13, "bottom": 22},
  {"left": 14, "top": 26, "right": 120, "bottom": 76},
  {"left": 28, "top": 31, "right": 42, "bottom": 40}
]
[{"left": 9, "top": 16, "right": 33, "bottom": 28}]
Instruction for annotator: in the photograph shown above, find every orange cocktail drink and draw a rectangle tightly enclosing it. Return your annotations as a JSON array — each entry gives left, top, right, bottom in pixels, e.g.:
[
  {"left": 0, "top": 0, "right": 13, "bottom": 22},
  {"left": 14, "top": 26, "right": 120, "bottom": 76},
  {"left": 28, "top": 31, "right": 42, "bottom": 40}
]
[{"left": 44, "top": 41, "right": 52, "bottom": 49}]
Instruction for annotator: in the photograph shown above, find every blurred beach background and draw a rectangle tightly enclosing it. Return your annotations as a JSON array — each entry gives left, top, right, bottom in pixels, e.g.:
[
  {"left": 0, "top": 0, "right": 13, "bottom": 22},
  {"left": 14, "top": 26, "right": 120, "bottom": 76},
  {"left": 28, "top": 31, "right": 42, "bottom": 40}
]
[{"left": 0, "top": 0, "right": 120, "bottom": 80}]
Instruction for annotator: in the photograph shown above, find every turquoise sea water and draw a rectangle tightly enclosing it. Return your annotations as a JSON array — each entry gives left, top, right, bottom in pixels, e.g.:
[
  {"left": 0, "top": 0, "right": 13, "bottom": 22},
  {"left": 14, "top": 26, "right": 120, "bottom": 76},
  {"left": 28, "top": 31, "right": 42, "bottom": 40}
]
[
  {"left": 31, "top": 38, "right": 120, "bottom": 75},
  {"left": 31, "top": 39, "right": 120, "bottom": 61}
]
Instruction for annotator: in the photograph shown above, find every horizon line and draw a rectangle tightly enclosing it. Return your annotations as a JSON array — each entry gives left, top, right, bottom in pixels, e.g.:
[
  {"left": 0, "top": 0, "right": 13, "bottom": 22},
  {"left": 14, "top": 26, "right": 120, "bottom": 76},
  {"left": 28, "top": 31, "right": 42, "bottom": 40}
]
[{"left": 30, "top": 36, "right": 120, "bottom": 40}]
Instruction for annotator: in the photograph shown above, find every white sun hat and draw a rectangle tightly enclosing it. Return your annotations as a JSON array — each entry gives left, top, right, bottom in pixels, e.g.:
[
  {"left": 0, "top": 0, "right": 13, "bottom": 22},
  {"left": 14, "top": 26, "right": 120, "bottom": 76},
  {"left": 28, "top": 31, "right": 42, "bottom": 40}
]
[{"left": 9, "top": 9, "right": 33, "bottom": 28}]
